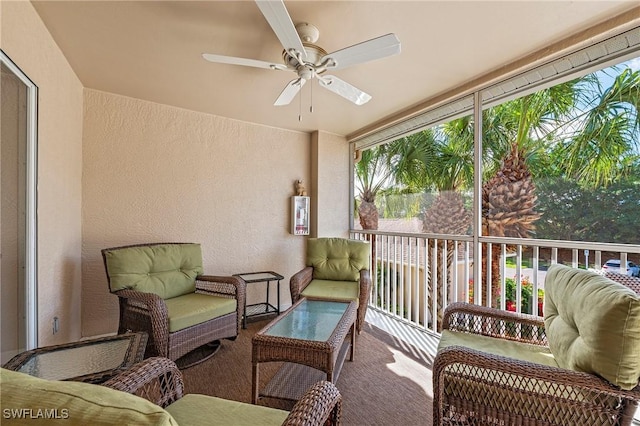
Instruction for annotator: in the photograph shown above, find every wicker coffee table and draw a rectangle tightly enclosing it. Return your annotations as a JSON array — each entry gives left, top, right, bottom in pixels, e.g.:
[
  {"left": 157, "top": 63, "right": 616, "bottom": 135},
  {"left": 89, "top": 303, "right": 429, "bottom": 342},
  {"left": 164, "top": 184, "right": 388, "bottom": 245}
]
[{"left": 251, "top": 298, "right": 357, "bottom": 404}]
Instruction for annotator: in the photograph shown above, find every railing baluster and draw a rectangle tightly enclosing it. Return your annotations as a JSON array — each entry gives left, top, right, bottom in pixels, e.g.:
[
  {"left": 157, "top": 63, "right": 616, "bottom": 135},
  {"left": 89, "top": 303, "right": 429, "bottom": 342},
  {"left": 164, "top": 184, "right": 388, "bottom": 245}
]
[
  {"left": 390, "top": 236, "right": 398, "bottom": 315},
  {"left": 442, "top": 240, "right": 448, "bottom": 314},
  {"left": 423, "top": 237, "right": 429, "bottom": 331},
  {"left": 500, "top": 244, "right": 506, "bottom": 311},
  {"left": 515, "top": 244, "right": 522, "bottom": 314},
  {"left": 464, "top": 241, "right": 470, "bottom": 304},
  {"left": 533, "top": 246, "right": 540, "bottom": 316},
  {"left": 432, "top": 239, "right": 438, "bottom": 333},
  {"left": 383, "top": 235, "right": 388, "bottom": 313},
  {"left": 485, "top": 243, "right": 496, "bottom": 306},
  {"left": 399, "top": 236, "right": 405, "bottom": 321},
  {"left": 452, "top": 240, "right": 459, "bottom": 304},
  {"left": 621, "top": 252, "right": 629, "bottom": 275}
]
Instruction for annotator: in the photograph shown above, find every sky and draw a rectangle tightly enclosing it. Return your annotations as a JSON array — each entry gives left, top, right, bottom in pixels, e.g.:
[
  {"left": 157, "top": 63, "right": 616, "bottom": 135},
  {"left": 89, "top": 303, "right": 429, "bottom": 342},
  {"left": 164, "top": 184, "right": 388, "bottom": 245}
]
[{"left": 626, "top": 57, "right": 640, "bottom": 72}]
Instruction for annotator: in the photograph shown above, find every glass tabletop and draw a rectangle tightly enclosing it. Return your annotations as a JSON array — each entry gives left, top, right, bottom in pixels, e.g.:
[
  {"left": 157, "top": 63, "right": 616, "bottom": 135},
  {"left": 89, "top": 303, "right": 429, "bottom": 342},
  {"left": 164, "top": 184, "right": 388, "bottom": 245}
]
[
  {"left": 17, "top": 339, "right": 132, "bottom": 381},
  {"left": 234, "top": 271, "right": 284, "bottom": 282},
  {"left": 265, "top": 299, "right": 350, "bottom": 341}
]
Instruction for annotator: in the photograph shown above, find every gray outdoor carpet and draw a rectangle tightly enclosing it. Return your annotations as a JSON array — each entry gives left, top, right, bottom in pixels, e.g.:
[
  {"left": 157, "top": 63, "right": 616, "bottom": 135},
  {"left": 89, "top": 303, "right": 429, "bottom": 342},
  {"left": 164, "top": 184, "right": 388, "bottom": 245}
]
[{"left": 180, "top": 318, "right": 434, "bottom": 425}]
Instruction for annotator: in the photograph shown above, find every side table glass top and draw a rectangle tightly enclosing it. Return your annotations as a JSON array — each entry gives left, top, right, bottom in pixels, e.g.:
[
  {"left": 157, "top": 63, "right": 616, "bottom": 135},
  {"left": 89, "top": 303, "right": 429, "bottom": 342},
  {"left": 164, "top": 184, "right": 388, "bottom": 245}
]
[
  {"left": 17, "top": 340, "right": 129, "bottom": 380},
  {"left": 5, "top": 332, "right": 146, "bottom": 382},
  {"left": 265, "top": 299, "right": 350, "bottom": 341},
  {"left": 234, "top": 271, "right": 284, "bottom": 282}
]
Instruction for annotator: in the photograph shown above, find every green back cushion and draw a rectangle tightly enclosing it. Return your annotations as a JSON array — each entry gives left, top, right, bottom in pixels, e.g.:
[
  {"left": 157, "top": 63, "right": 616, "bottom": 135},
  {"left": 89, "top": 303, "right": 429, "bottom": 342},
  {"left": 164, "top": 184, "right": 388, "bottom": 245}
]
[
  {"left": 544, "top": 264, "right": 640, "bottom": 390},
  {"left": 104, "top": 243, "right": 203, "bottom": 300},
  {"left": 166, "top": 394, "right": 289, "bottom": 426},
  {"left": 0, "top": 368, "right": 177, "bottom": 425},
  {"left": 307, "top": 238, "right": 370, "bottom": 282}
]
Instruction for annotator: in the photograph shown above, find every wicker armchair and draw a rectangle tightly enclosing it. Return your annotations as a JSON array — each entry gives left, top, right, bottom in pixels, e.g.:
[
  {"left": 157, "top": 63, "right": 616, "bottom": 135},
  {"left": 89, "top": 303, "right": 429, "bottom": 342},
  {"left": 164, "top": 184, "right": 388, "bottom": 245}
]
[
  {"left": 102, "top": 243, "right": 246, "bottom": 367},
  {"left": 103, "top": 357, "right": 343, "bottom": 426},
  {"left": 290, "top": 238, "right": 371, "bottom": 333},
  {"left": 433, "top": 264, "right": 640, "bottom": 426},
  {"left": 602, "top": 270, "right": 640, "bottom": 293}
]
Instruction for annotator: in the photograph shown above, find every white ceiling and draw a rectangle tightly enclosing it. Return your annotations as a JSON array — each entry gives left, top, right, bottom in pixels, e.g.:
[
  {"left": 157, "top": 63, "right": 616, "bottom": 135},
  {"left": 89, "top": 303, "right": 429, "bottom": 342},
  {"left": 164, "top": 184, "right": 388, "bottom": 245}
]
[{"left": 32, "top": 1, "right": 638, "bottom": 136}]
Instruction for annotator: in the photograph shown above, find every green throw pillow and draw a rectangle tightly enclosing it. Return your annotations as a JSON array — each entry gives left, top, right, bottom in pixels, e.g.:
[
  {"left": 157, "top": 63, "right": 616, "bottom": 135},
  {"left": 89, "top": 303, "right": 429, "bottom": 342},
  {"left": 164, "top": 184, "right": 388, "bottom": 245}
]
[{"left": 0, "top": 368, "right": 177, "bottom": 425}]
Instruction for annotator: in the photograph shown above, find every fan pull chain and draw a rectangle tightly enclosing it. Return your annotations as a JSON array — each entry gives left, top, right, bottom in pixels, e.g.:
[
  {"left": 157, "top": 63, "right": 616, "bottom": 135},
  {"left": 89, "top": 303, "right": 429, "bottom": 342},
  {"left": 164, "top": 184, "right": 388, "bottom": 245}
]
[
  {"left": 310, "top": 80, "right": 314, "bottom": 113},
  {"left": 298, "top": 82, "right": 303, "bottom": 122}
]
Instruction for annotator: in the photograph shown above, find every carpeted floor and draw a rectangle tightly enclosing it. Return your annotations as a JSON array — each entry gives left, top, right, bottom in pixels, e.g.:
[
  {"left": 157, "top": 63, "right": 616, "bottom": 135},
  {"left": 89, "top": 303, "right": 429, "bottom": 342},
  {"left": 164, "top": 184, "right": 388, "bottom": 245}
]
[{"left": 181, "top": 319, "right": 434, "bottom": 425}]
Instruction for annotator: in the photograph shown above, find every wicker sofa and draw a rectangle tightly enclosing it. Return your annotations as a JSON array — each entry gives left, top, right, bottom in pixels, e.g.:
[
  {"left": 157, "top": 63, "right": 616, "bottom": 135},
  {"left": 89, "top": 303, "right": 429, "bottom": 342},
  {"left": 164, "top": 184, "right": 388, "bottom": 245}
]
[
  {"left": 0, "top": 357, "right": 342, "bottom": 425},
  {"left": 102, "top": 243, "right": 246, "bottom": 366},
  {"left": 433, "top": 264, "right": 640, "bottom": 425},
  {"left": 290, "top": 238, "right": 371, "bottom": 333}
]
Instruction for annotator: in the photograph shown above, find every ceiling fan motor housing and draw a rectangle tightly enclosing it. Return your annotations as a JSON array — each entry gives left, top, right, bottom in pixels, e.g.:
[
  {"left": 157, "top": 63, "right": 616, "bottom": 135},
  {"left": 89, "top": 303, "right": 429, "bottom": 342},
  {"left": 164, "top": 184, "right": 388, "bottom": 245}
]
[{"left": 282, "top": 43, "right": 327, "bottom": 65}]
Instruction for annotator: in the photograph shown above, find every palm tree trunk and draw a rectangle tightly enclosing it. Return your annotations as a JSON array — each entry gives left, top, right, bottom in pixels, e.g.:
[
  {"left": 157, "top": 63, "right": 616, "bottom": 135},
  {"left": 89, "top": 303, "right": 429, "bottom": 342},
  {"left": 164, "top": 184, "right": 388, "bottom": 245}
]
[{"left": 481, "top": 144, "right": 541, "bottom": 303}]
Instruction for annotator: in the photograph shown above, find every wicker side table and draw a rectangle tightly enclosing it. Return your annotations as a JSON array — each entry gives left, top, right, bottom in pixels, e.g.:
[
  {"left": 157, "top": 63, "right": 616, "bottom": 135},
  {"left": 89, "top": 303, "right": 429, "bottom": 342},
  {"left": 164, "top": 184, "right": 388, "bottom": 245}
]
[
  {"left": 2, "top": 332, "right": 147, "bottom": 384},
  {"left": 234, "top": 271, "right": 283, "bottom": 328}
]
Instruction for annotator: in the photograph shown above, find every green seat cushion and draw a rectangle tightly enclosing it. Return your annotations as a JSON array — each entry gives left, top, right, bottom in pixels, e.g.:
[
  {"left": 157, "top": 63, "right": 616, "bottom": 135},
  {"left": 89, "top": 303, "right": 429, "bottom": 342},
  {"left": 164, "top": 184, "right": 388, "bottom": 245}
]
[
  {"left": 438, "top": 329, "right": 559, "bottom": 368},
  {"left": 435, "top": 337, "right": 619, "bottom": 425},
  {"left": 104, "top": 243, "right": 203, "bottom": 299},
  {"left": 544, "top": 264, "right": 640, "bottom": 390},
  {"left": 0, "top": 368, "right": 176, "bottom": 425},
  {"left": 300, "top": 279, "right": 360, "bottom": 302},
  {"left": 166, "top": 394, "right": 289, "bottom": 425},
  {"left": 165, "top": 293, "right": 237, "bottom": 333},
  {"left": 307, "top": 238, "right": 369, "bottom": 282}
]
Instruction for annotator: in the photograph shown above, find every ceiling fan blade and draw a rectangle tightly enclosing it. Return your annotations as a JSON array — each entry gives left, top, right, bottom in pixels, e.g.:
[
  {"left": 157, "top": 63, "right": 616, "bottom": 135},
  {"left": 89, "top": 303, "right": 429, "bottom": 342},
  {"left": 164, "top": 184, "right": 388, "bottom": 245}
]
[
  {"left": 255, "top": 0, "right": 307, "bottom": 61},
  {"left": 318, "top": 75, "right": 372, "bottom": 106},
  {"left": 274, "top": 78, "right": 306, "bottom": 106},
  {"left": 323, "top": 33, "right": 401, "bottom": 71},
  {"left": 202, "top": 53, "right": 287, "bottom": 71}
]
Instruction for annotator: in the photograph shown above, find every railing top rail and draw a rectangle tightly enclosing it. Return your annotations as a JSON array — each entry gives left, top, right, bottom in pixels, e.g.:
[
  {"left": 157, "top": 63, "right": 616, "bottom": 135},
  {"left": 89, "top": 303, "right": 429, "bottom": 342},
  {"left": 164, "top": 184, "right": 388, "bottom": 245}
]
[
  {"left": 478, "top": 236, "right": 640, "bottom": 254},
  {"left": 350, "top": 229, "right": 474, "bottom": 242},
  {"left": 350, "top": 229, "right": 640, "bottom": 254}
]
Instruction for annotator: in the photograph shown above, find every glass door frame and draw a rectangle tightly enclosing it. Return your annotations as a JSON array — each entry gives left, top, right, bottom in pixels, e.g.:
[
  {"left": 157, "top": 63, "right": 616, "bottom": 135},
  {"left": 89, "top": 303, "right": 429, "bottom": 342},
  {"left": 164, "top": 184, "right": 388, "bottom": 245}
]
[{"left": 1, "top": 49, "right": 38, "bottom": 350}]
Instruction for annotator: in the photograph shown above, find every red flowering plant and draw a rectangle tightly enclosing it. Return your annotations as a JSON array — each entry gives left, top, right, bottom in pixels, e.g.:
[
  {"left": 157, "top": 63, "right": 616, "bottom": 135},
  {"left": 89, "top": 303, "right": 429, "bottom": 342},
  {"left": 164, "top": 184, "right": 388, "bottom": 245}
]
[
  {"left": 504, "top": 275, "right": 544, "bottom": 316},
  {"left": 468, "top": 276, "right": 544, "bottom": 316}
]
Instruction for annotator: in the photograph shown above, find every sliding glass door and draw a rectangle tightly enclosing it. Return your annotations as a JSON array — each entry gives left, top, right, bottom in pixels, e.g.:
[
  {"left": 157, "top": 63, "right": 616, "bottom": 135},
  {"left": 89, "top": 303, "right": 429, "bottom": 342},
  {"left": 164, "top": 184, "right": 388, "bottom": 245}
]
[{"left": 1, "top": 50, "right": 38, "bottom": 362}]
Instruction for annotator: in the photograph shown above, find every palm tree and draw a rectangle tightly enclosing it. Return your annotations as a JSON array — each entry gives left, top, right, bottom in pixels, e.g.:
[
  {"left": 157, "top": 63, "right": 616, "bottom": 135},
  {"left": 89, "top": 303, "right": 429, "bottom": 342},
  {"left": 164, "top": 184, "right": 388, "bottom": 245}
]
[
  {"left": 354, "top": 145, "right": 393, "bottom": 231},
  {"left": 481, "top": 67, "right": 640, "bottom": 306},
  {"left": 552, "top": 68, "right": 640, "bottom": 188}
]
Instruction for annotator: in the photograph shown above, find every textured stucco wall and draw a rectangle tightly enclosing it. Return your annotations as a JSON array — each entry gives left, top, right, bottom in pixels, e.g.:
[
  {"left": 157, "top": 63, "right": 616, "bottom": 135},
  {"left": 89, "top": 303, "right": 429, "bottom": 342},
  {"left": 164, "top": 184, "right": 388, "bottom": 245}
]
[
  {"left": 311, "top": 131, "right": 350, "bottom": 237},
  {"left": 82, "top": 90, "right": 312, "bottom": 337},
  {"left": 1, "top": 1, "right": 84, "bottom": 346}
]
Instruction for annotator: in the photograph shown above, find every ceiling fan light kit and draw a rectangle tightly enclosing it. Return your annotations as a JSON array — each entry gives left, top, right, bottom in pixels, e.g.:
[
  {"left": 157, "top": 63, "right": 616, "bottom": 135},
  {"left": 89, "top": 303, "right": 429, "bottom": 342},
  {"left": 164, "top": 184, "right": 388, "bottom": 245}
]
[
  {"left": 295, "top": 22, "right": 320, "bottom": 43},
  {"left": 202, "top": 0, "right": 401, "bottom": 109}
]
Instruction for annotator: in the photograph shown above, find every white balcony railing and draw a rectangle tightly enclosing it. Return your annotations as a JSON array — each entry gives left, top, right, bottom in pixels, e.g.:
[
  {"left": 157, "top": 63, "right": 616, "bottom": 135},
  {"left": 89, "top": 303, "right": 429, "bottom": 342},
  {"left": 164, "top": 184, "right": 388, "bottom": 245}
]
[{"left": 351, "top": 229, "right": 640, "bottom": 335}]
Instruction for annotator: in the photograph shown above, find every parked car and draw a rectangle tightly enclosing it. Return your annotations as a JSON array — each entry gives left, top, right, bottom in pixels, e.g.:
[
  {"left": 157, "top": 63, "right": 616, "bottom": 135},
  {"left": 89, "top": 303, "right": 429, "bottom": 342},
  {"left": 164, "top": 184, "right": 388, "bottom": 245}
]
[{"left": 602, "top": 259, "right": 640, "bottom": 277}]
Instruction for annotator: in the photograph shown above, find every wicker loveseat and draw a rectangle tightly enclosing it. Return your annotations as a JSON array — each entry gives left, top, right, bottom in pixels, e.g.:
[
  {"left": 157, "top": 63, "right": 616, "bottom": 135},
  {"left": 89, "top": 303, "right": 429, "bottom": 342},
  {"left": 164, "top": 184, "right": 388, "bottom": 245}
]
[
  {"left": 102, "top": 243, "right": 246, "bottom": 366},
  {"left": 290, "top": 238, "right": 371, "bottom": 333},
  {"left": 0, "top": 358, "right": 342, "bottom": 425},
  {"left": 433, "top": 264, "right": 640, "bottom": 425}
]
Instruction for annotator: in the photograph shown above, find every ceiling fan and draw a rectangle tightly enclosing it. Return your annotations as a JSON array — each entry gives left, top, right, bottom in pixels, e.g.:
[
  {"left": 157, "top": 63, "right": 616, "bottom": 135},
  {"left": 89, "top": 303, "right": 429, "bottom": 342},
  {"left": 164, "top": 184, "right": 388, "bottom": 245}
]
[{"left": 202, "top": 0, "right": 401, "bottom": 107}]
